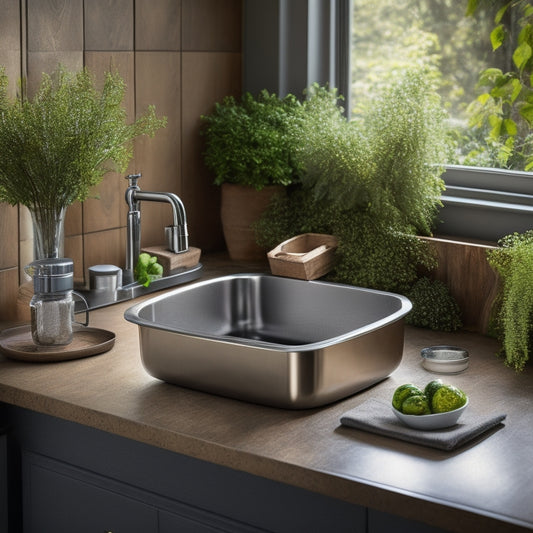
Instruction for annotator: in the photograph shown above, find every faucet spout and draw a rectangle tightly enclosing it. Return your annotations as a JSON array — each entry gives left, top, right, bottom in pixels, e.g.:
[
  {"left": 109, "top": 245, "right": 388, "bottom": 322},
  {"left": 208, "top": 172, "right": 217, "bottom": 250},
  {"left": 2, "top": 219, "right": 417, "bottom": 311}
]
[{"left": 124, "top": 173, "right": 189, "bottom": 284}]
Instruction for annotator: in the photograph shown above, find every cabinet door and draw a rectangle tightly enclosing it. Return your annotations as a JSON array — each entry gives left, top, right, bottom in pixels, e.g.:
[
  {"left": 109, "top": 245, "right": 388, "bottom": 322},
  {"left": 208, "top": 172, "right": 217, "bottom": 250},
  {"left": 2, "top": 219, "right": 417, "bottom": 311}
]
[
  {"left": 0, "top": 433, "right": 7, "bottom": 533},
  {"left": 159, "top": 509, "right": 264, "bottom": 533},
  {"left": 23, "top": 452, "right": 157, "bottom": 533},
  {"left": 368, "top": 509, "right": 449, "bottom": 533},
  {"left": 159, "top": 510, "right": 224, "bottom": 533}
]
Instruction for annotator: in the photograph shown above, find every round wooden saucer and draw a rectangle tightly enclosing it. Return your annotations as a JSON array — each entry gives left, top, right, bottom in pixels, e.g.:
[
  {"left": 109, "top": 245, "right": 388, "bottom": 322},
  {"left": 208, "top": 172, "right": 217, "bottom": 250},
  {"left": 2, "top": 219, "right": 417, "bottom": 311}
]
[{"left": 0, "top": 325, "right": 115, "bottom": 363}]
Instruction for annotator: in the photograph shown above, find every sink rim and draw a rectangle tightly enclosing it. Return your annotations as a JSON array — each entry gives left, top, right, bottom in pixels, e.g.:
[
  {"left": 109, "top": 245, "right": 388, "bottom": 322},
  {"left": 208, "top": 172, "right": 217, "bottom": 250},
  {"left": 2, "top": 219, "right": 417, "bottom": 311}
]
[{"left": 124, "top": 273, "right": 413, "bottom": 352}]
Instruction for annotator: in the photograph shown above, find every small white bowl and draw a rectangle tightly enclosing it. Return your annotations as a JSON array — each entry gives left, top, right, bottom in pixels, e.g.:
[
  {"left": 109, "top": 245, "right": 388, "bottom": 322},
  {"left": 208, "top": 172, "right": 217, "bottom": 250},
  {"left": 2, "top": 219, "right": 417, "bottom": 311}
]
[
  {"left": 392, "top": 400, "right": 468, "bottom": 430},
  {"left": 421, "top": 345, "right": 469, "bottom": 374}
]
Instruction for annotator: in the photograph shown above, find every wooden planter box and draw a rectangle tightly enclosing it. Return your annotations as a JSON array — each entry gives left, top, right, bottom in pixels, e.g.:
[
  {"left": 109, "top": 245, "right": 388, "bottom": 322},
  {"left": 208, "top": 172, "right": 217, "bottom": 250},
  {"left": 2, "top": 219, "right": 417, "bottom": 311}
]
[{"left": 420, "top": 236, "right": 500, "bottom": 334}]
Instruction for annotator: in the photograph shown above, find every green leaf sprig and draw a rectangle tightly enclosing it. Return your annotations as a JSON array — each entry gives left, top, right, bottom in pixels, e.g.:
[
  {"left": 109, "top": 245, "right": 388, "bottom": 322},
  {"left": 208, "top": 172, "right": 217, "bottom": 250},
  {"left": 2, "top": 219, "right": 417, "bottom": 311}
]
[{"left": 134, "top": 253, "right": 163, "bottom": 287}]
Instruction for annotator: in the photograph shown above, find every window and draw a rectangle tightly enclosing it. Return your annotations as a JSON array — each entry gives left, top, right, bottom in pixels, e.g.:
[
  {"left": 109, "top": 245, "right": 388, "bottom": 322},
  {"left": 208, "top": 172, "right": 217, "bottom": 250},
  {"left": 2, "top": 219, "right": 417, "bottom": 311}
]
[
  {"left": 242, "top": 0, "right": 533, "bottom": 240},
  {"left": 351, "top": 0, "right": 533, "bottom": 173},
  {"left": 349, "top": 0, "right": 533, "bottom": 241}
]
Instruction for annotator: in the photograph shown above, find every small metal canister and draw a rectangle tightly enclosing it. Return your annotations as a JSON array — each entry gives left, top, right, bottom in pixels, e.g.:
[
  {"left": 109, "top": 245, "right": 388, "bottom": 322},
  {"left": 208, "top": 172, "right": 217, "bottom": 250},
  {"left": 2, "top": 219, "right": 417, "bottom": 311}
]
[{"left": 25, "top": 258, "right": 88, "bottom": 346}]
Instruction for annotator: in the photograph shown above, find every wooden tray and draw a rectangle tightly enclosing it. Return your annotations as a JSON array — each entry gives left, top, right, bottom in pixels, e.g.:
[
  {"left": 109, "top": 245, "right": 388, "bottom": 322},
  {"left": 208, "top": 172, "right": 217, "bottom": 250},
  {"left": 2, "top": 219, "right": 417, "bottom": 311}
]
[
  {"left": 0, "top": 325, "right": 115, "bottom": 363},
  {"left": 267, "top": 233, "right": 339, "bottom": 280},
  {"left": 141, "top": 245, "right": 202, "bottom": 276}
]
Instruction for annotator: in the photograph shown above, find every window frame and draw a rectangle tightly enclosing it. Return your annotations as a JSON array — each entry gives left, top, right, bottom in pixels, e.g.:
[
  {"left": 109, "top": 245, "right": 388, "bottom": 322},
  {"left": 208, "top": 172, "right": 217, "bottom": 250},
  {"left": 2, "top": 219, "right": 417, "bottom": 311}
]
[{"left": 439, "top": 164, "right": 533, "bottom": 241}]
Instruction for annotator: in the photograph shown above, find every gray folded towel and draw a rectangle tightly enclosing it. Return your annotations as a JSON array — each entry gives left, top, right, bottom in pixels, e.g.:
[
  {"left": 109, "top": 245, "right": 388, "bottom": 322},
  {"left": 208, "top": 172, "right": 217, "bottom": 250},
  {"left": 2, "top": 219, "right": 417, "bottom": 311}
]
[{"left": 340, "top": 398, "right": 506, "bottom": 451}]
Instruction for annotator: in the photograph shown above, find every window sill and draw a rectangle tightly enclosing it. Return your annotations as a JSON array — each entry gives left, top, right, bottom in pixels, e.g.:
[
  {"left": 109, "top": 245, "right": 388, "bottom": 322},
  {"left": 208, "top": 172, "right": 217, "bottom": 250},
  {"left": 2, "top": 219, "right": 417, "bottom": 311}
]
[{"left": 437, "top": 165, "right": 533, "bottom": 242}]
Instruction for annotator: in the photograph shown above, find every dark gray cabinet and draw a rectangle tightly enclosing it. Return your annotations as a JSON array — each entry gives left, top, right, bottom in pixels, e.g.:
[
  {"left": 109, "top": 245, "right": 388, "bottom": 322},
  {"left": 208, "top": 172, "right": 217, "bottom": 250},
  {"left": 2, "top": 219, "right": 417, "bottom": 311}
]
[
  {"left": 159, "top": 510, "right": 231, "bottom": 533},
  {"left": 22, "top": 452, "right": 267, "bottom": 533},
  {"left": 0, "top": 432, "right": 7, "bottom": 533},
  {"left": 4, "top": 404, "right": 450, "bottom": 533},
  {"left": 23, "top": 452, "right": 157, "bottom": 533}
]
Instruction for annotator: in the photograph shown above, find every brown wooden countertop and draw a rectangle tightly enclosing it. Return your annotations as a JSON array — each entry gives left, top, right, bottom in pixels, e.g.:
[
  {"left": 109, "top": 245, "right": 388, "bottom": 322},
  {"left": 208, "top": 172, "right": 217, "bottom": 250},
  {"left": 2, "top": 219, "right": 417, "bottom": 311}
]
[{"left": 1, "top": 254, "right": 532, "bottom": 532}]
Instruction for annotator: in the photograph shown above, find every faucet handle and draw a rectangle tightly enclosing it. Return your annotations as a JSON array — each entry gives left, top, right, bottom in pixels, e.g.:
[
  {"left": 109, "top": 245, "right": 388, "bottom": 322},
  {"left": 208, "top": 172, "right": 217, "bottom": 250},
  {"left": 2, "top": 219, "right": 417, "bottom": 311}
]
[{"left": 126, "top": 173, "right": 142, "bottom": 187}]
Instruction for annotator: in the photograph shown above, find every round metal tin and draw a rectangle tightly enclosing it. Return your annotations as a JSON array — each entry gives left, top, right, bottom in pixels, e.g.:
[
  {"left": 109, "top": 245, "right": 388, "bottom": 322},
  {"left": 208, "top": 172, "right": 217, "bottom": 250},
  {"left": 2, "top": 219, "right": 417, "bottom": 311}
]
[{"left": 421, "top": 345, "right": 469, "bottom": 374}]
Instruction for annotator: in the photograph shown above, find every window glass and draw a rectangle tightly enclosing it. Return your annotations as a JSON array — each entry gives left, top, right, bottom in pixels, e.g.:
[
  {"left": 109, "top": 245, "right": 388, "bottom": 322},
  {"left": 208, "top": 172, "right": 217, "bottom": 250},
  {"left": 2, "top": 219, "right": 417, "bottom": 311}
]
[{"left": 351, "top": 0, "right": 533, "bottom": 172}]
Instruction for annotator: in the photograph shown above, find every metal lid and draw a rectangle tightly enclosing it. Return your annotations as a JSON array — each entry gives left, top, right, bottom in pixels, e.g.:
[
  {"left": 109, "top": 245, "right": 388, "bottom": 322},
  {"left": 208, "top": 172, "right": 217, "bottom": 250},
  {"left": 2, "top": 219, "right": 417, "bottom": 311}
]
[
  {"left": 26, "top": 258, "right": 74, "bottom": 293},
  {"left": 88, "top": 264, "right": 122, "bottom": 276}
]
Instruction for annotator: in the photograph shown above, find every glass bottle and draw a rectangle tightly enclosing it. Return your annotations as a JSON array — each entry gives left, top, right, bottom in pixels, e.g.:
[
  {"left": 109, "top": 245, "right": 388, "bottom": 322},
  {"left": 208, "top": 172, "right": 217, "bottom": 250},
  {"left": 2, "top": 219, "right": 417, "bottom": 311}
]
[{"left": 25, "top": 258, "right": 80, "bottom": 346}]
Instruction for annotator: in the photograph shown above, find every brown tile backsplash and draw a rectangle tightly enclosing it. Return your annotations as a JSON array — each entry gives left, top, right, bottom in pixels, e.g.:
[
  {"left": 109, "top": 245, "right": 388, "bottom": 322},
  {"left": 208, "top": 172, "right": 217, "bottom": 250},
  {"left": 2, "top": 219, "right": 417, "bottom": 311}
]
[
  {"left": 27, "top": 0, "right": 83, "bottom": 52},
  {"left": 0, "top": 0, "right": 242, "bottom": 321},
  {"left": 83, "top": 228, "right": 125, "bottom": 274},
  {"left": 135, "top": 0, "right": 181, "bottom": 52},
  {"left": 0, "top": 204, "right": 18, "bottom": 269},
  {"left": 0, "top": 0, "right": 21, "bottom": 52},
  {"left": 0, "top": 268, "right": 19, "bottom": 321},
  {"left": 182, "top": 0, "right": 242, "bottom": 52},
  {"left": 82, "top": 173, "right": 124, "bottom": 235},
  {"left": 84, "top": 0, "right": 134, "bottom": 52},
  {"left": 181, "top": 51, "right": 242, "bottom": 250}
]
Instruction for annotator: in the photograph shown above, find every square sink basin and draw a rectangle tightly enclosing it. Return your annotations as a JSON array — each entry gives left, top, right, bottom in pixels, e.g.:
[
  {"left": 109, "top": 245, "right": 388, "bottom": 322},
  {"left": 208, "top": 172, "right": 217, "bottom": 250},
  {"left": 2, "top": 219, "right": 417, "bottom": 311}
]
[{"left": 124, "top": 274, "right": 412, "bottom": 408}]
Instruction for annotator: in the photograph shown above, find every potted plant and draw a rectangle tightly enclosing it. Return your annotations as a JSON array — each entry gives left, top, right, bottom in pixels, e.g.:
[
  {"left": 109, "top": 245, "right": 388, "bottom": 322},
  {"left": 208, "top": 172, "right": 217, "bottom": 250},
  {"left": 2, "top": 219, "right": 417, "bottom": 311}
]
[
  {"left": 200, "top": 90, "right": 304, "bottom": 260},
  {"left": 256, "top": 72, "right": 462, "bottom": 331},
  {"left": 0, "top": 65, "right": 166, "bottom": 259},
  {"left": 487, "top": 230, "right": 533, "bottom": 372}
]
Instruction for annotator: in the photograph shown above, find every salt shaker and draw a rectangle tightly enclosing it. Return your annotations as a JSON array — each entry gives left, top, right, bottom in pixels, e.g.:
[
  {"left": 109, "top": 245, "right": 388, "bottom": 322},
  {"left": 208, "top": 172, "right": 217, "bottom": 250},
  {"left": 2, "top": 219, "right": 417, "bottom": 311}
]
[{"left": 25, "top": 258, "right": 88, "bottom": 346}]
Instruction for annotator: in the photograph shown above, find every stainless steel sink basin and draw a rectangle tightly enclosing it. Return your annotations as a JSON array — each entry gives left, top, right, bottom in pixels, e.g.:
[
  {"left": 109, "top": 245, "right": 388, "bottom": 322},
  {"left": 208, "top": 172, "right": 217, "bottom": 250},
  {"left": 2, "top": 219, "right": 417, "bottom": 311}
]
[{"left": 124, "top": 274, "right": 412, "bottom": 408}]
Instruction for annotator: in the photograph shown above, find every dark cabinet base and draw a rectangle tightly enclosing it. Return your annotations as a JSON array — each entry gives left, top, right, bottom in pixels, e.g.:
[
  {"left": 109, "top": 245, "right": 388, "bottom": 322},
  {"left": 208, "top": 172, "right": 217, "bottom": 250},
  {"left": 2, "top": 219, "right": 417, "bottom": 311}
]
[{"left": 3, "top": 403, "right": 448, "bottom": 533}]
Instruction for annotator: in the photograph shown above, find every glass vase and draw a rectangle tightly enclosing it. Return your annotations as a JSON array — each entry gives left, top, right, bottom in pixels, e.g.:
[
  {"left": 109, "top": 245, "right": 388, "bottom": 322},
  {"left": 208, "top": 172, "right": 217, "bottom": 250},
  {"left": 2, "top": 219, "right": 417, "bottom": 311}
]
[{"left": 29, "top": 205, "right": 67, "bottom": 259}]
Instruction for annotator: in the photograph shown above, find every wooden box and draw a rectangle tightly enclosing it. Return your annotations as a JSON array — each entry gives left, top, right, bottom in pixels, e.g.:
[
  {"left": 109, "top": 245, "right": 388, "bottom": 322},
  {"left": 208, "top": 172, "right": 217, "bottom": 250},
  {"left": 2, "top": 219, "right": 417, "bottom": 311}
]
[{"left": 267, "top": 234, "right": 338, "bottom": 280}]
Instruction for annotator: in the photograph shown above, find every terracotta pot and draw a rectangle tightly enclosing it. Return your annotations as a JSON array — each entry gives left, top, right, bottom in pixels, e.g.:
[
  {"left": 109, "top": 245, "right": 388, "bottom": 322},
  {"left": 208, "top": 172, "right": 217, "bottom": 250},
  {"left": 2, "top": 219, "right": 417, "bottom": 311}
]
[{"left": 220, "top": 183, "right": 283, "bottom": 261}]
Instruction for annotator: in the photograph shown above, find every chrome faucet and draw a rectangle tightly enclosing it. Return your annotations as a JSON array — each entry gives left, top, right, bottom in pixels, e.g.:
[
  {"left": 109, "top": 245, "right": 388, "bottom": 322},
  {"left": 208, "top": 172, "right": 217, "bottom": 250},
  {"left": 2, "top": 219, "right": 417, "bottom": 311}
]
[
  {"left": 74, "top": 173, "right": 200, "bottom": 311},
  {"left": 124, "top": 173, "right": 189, "bottom": 284}
]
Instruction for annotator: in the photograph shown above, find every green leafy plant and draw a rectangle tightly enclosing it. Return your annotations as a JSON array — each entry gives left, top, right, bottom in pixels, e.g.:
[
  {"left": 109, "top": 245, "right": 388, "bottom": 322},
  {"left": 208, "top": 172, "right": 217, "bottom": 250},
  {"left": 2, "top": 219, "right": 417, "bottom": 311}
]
[
  {"left": 134, "top": 253, "right": 163, "bottom": 287},
  {"left": 0, "top": 65, "right": 166, "bottom": 218},
  {"left": 256, "top": 70, "right": 461, "bottom": 330},
  {"left": 487, "top": 230, "right": 533, "bottom": 371},
  {"left": 200, "top": 90, "right": 305, "bottom": 190},
  {"left": 465, "top": 0, "right": 533, "bottom": 170},
  {"left": 255, "top": 187, "right": 437, "bottom": 294},
  {"left": 295, "top": 74, "right": 448, "bottom": 236},
  {"left": 405, "top": 277, "right": 462, "bottom": 332}
]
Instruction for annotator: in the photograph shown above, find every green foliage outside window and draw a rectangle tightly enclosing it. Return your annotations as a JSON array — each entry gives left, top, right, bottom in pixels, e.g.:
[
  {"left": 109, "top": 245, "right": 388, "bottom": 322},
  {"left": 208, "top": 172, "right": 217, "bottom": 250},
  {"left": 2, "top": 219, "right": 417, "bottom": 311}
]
[
  {"left": 351, "top": 0, "right": 533, "bottom": 171},
  {"left": 465, "top": 0, "right": 533, "bottom": 170}
]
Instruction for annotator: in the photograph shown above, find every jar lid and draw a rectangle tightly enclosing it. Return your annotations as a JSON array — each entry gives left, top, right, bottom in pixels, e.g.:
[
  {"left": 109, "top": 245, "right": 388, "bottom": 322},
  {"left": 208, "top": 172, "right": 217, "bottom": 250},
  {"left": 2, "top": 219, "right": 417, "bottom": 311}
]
[{"left": 26, "top": 258, "right": 74, "bottom": 293}]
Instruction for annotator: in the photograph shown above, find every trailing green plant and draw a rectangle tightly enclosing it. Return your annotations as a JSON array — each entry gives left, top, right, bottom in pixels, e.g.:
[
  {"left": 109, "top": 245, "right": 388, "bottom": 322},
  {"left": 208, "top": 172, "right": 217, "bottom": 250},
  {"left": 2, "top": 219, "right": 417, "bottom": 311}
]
[
  {"left": 405, "top": 277, "right": 462, "bottom": 332},
  {"left": 255, "top": 70, "right": 462, "bottom": 330},
  {"left": 487, "top": 230, "right": 533, "bottom": 371},
  {"left": 200, "top": 90, "right": 305, "bottom": 190},
  {"left": 0, "top": 65, "right": 166, "bottom": 212}
]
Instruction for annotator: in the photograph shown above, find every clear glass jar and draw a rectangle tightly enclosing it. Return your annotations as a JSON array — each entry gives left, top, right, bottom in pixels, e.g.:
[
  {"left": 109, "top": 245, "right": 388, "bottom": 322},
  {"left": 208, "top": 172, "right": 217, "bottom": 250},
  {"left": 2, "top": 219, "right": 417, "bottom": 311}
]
[
  {"left": 30, "top": 290, "right": 75, "bottom": 345},
  {"left": 25, "top": 258, "right": 87, "bottom": 346}
]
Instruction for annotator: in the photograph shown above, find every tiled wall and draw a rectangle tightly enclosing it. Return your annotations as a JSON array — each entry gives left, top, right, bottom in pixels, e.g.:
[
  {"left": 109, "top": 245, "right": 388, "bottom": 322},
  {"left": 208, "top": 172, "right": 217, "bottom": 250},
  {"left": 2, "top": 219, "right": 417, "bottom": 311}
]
[{"left": 0, "top": 0, "right": 242, "bottom": 321}]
